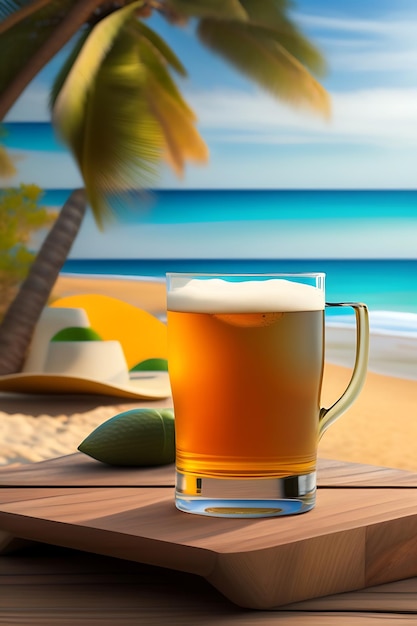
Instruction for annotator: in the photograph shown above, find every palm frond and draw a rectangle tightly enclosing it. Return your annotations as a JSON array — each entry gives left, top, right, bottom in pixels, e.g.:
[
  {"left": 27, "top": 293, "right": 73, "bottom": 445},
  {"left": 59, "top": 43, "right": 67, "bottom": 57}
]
[
  {"left": 49, "top": 27, "right": 92, "bottom": 111},
  {"left": 198, "top": 19, "right": 330, "bottom": 117},
  {"left": 0, "top": 0, "right": 52, "bottom": 33},
  {"left": 167, "top": 0, "right": 248, "bottom": 21},
  {"left": 132, "top": 30, "right": 195, "bottom": 120},
  {"left": 132, "top": 20, "right": 187, "bottom": 76},
  {"left": 53, "top": 12, "right": 164, "bottom": 226},
  {"left": 145, "top": 73, "right": 209, "bottom": 176},
  {"left": 238, "top": 0, "right": 296, "bottom": 23},
  {"left": 239, "top": 0, "right": 327, "bottom": 76},
  {"left": 0, "top": 0, "right": 78, "bottom": 97},
  {"left": 53, "top": 1, "right": 145, "bottom": 144}
]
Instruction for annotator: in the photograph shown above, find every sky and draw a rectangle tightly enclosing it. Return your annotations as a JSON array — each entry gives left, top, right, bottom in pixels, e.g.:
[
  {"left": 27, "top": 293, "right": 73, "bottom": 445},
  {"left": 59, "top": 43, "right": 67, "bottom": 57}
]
[{"left": 2, "top": 0, "right": 417, "bottom": 258}]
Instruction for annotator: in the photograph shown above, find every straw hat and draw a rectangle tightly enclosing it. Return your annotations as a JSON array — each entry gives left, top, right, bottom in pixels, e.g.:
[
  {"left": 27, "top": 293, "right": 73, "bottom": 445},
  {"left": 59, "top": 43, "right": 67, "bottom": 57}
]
[
  {"left": 0, "top": 307, "right": 171, "bottom": 399},
  {"left": 50, "top": 293, "right": 168, "bottom": 370}
]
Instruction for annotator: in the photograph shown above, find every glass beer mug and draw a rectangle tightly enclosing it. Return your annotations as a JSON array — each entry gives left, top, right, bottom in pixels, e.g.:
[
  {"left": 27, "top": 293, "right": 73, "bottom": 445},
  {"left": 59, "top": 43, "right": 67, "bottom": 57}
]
[{"left": 166, "top": 273, "right": 369, "bottom": 518}]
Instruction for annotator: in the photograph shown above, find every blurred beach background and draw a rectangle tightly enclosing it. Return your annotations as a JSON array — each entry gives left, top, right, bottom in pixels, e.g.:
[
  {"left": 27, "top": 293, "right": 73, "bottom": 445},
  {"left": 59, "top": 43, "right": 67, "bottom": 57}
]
[
  {"left": 12, "top": 185, "right": 417, "bottom": 382},
  {"left": 1, "top": 0, "right": 416, "bottom": 467}
]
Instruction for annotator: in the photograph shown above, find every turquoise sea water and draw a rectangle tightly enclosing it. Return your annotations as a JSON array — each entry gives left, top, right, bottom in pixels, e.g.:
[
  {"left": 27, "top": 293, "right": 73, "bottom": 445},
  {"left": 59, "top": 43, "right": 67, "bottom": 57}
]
[
  {"left": 3, "top": 122, "right": 417, "bottom": 327},
  {"left": 62, "top": 258, "right": 417, "bottom": 342},
  {"left": 62, "top": 257, "right": 417, "bottom": 313},
  {"left": 41, "top": 187, "right": 417, "bottom": 223},
  {"left": 3, "top": 122, "right": 62, "bottom": 153},
  {"left": 44, "top": 187, "right": 416, "bottom": 334},
  {"left": 61, "top": 255, "right": 417, "bottom": 379},
  {"left": 4, "top": 122, "right": 416, "bottom": 377}
]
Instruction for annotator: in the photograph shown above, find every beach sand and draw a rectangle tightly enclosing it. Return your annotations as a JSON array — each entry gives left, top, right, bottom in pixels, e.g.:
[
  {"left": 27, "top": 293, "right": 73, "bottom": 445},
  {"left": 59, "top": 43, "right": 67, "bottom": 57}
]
[{"left": 0, "top": 273, "right": 416, "bottom": 470}]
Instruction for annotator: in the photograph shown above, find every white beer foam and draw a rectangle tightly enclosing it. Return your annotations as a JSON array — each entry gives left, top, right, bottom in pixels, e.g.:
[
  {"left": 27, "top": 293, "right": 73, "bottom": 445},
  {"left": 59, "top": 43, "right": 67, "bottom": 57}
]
[{"left": 168, "top": 278, "right": 324, "bottom": 313}]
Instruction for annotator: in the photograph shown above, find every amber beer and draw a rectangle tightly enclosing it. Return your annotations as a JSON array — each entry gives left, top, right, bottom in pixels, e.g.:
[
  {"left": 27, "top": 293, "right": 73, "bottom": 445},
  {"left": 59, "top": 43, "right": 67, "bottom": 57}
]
[{"left": 167, "top": 278, "right": 325, "bottom": 480}]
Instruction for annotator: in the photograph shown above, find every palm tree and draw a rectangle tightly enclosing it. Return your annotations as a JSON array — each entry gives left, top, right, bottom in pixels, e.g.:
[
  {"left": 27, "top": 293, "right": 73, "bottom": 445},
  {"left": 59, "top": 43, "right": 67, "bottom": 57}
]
[
  {"left": 0, "top": 126, "right": 17, "bottom": 177},
  {"left": 0, "top": 0, "right": 330, "bottom": 375}
]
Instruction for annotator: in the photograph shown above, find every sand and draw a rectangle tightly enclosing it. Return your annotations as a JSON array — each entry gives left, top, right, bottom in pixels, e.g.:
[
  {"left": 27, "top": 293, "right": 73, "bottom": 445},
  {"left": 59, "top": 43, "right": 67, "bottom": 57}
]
[
  {"left": 0, "top": 364, "right": 416, "bottom": 471},
  {"left": 0, "top": 393, "right": 173, "bottom": 466},
  {"left": 319, "top": 363, "right": 417, "bottom": 471},
  {"left": 0, "top": 273, "right": 416, "bottom": 471}
]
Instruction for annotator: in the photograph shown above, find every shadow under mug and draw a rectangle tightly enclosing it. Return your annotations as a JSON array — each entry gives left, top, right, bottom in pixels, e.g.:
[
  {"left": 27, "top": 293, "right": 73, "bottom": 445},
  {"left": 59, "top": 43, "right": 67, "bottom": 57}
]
[{"left": 166, "top": 272, "right": 369, "bottom": 518}]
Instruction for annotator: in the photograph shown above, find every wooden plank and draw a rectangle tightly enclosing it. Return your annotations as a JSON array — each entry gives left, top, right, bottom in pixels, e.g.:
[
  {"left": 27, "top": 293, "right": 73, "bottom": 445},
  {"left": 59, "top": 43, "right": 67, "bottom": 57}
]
[
  {"left": 2, "top": 456, "right": 417, "bottom": 609},
  {"left": 1, "top": 545, "right": 417, "bottom": 624},
  {"left": 2, "top": 453, "right": 417, "bottom": 487},
  {"left": 0, "top": 453, "right": 175, "bottom": 487},
  {"left": 2, "top": 486, "right": 417, "bottom": 553},
  {"left": 1, "top": 484, "right": 417, "bottom": 608},
  {"left": 285, "top": 577, "right": 417, "bottom": 612},
  {"left": 317, "top": 457, "right": 417, "bottom": 487}
]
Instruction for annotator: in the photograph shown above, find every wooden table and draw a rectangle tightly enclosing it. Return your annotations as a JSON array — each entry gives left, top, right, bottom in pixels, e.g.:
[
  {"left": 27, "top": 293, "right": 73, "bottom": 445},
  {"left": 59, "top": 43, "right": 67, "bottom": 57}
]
[{"left": 2, "top": 454, "right": 417, "bottom": 624}]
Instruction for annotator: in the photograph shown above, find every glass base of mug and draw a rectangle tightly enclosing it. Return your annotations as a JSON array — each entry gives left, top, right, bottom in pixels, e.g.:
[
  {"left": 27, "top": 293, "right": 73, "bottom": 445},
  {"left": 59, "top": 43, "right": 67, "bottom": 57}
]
[{"left": 175, "top": 470, "right": 316, "bottom": 518}]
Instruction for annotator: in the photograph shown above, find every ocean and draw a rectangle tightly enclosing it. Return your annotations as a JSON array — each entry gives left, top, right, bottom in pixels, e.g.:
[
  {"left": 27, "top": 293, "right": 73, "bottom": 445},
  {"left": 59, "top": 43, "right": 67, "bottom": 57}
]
[
  {"left": 48, "top": 187, "right": 416, "bottom": 335},
  {"left": 60, "top": 256, "right": 417, "bottom": 380},
  {"left": 62, "top": 257, "right": 417, "bottom": 314},
  {"left": 2, "top": 121, "right": 417, "bottom": 365}
]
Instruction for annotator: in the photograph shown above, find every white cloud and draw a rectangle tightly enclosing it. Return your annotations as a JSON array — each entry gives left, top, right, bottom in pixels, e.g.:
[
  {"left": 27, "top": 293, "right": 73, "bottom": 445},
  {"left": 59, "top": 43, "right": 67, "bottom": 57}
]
[
  {"left": 297, "top": 13, "right": 417, "bottom": 38},
  {"left": 10, "top": 84, "right": 417, "bottom": 150},
  {"left": 297, "top": 11, "right": 417, "bottom": 77},
  {"left": 328, "top": 47, "right": 417, "bottom": 74},
  {"left": 4, "top": 85, "right": 417, "bottom": 191},
  {"left": 187, "top": 87, "right": 417, "bottom": 147},
  {"left": 159, "top": 145, "right": 416, "bottom": 189}
]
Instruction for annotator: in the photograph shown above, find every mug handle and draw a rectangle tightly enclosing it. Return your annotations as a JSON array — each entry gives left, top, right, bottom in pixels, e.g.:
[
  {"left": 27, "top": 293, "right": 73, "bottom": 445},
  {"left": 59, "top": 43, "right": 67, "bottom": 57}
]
[{"left": 319, "top": 303, "right": 369, "bottom": 440}]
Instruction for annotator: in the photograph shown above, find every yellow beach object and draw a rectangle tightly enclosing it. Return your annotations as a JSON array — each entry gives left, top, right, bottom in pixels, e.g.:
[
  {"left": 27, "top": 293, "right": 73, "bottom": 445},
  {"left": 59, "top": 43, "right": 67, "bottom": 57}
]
[{"left": 51, "top": 294, "right": 167, "bottom": 369}]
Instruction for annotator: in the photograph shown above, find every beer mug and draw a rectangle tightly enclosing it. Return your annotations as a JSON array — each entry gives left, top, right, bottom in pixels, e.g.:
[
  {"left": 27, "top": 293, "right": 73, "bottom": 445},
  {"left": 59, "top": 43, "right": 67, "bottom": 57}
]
[{"left": 166, "top": 273, "right": 369, "bottom": 518}]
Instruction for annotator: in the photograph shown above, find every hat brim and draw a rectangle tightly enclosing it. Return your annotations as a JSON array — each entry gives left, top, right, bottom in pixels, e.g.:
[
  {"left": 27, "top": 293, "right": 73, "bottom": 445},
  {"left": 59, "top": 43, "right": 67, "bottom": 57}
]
[{"left": 0, "top": 371, "right": 171, "bottom": 400}]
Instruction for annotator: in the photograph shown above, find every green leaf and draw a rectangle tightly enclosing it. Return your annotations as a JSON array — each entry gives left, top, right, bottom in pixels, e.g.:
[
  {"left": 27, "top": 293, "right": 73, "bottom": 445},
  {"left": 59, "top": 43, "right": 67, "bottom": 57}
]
[
  {"left": 239, "top": 0, "right": 327, "bottom": 76},
  {"left": 145, "top": 72, "right": 209, "bottom": 176},
  {"left": 136, "top": 34, "right": 196, "bottom": 119},
  {"left": 49, "top": 26, "right": 92, "bottom": 111},
  {"left": 0, "top": 0, "right": 77, "bottom": 99},
  {"left": 53, "top": 2, "right": 208, "bottom": 220},
  {"left": 167, "top": 0, "right": 248, "bottom": 21},
  {"left": 131, "top": 20, "right": 187, "bottom": 76},
  {"left": 53, "top": 1, "right": 145, "bottom": 150},
  {"left": 198, "top": 19, "right": 330, "bottom": 117},
  {"left": 81, "top": 31, "right": 163, "bottom": 223},
  {"left": 53, "top": 5, "right": 164, "bottom": 225},
  {"left": 0, "top": 182, "right": 53, "bottom": 320}
]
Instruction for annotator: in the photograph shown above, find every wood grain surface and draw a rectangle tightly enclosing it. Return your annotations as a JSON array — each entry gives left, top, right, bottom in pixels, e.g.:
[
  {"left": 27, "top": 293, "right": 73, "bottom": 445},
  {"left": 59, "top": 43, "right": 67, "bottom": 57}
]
[
  {"left": 2, "top": 452, "right": 417, "bottom": 487},
  {"left": 1, "top": 456, "right": 417, "bottom": 608},
  {"left": 2, "top": 543, "right": 417, "bottom": 624}
]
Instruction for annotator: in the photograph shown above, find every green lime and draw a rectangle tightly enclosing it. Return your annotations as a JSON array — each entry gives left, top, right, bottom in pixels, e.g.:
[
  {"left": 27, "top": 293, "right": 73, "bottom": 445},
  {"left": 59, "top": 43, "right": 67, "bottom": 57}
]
[
  {"left": 51, "top": 326, "right": 102, "bottom": 341},
  {"left": 130, "top": 358, "right": 168, "bottom": 372},
  {"left": 78, "top": 408, "right": 175, "bottom": 466}
]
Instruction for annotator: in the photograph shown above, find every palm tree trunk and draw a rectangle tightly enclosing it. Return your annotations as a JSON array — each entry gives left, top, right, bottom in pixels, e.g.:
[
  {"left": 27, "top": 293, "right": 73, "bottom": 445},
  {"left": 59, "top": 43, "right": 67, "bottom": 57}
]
[
  {"left": 0, "top": 189, "right": 87, "bottom": 375},
  {"left": 0, "top": 0, "right": 52, "bottom": 35},
  {"left": 0, "top": 0, "right": 105, "bottom": 120}
]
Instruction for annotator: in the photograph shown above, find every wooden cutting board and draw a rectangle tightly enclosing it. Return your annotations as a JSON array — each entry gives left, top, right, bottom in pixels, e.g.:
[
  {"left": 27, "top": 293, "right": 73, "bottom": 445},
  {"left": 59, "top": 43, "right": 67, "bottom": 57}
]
[{"left": 1, "top": 454, "right": 417, "bottom": 609}]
